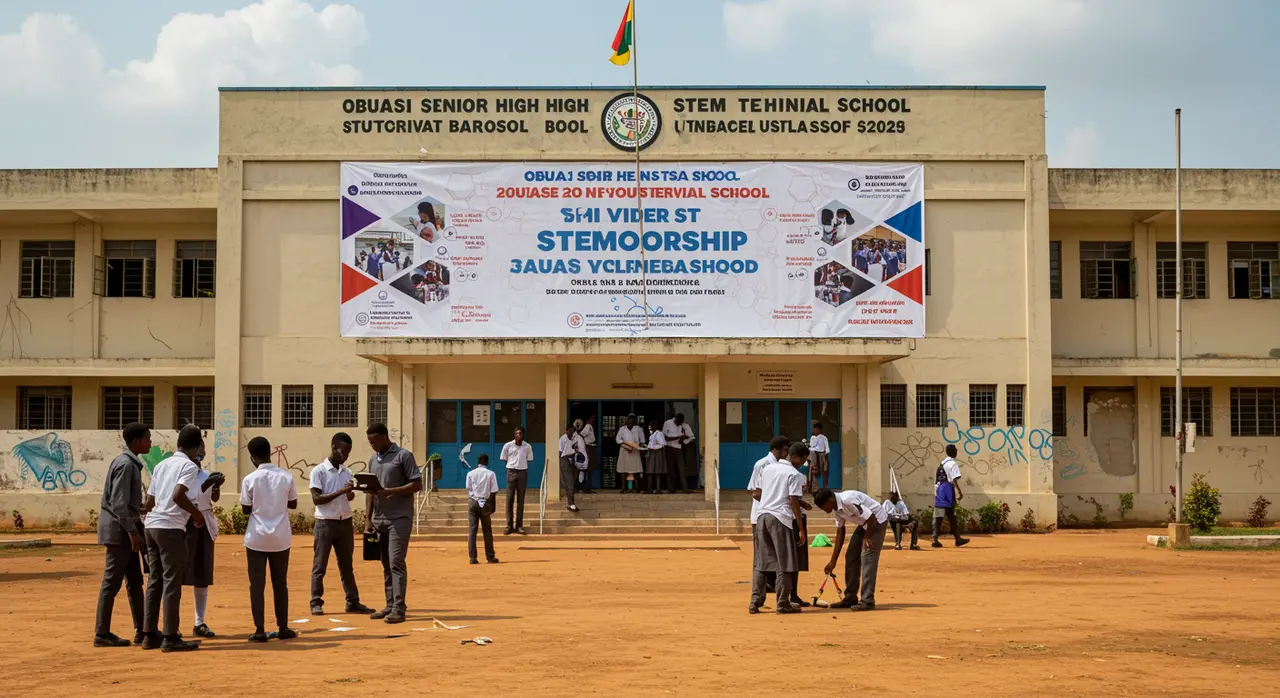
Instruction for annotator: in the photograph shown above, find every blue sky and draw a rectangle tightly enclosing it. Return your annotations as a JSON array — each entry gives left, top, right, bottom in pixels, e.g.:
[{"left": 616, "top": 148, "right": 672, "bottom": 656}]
[{"left": 0, "top": 0, "right": 1276, "bottom": 169}]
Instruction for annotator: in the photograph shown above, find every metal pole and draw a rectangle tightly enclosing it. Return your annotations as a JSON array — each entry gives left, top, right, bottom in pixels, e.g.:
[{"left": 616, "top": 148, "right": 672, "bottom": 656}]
[
  {"left": 630, "top": 0, "right": 649, "bottom": 327},
  {"left": 1174, "top": 108, "right": 1184, "bottom": 523}
]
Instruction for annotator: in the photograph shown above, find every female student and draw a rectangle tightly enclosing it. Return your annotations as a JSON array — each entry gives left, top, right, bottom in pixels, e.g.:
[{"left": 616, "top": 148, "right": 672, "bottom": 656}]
[
  {"left": 412, "top": 202, "right": 439, "bottom": 242},
  {"left": 614, "top": 414, "right": 645, "bottom": 493},
  {"left": 644, "top": 421, "right": 668, "bottom": 494},
  {"left": 185, "top": 442, "right": 224, "bottom": 638}
]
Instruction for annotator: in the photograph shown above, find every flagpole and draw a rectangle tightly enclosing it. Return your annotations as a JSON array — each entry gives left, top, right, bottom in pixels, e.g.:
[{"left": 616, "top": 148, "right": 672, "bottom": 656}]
[
  {"left": 1174, "top": 108, "right": 1184, "bottom": 524},
  {"left": 630, "top": 0, "right": 649, "bottom": 328}
]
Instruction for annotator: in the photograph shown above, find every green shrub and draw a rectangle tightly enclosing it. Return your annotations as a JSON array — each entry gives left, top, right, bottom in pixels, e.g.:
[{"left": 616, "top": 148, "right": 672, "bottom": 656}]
[
  {"left": 914, "top": 504, "right": 974, "bottom": 534},
  {"left": 1183, "top": 473, "right": 1221, "bottom": 533},
  {"left": 1019, "top": 507, "right": 1037, "bottom": 533},
  {"left": 1245, "top": 496, "right": 1271, "bottom": 528},
  {"left": 1118, "top": 493, "right": 1134, "bottom": 520},
  {"left": 289, "top": 511, "right": 315, "bottom": 534},
  {"left": 87, "top": 508, "right": 100, "bottom": 530},
  {"left": 214, "top": 505, "right": 248, "bottom": 535},
  {"left": 976, "top": 501, "right": 1011, "bottom": 533},
  {"left": 352, "top": 508, "right": 366, "bottom": 534}
]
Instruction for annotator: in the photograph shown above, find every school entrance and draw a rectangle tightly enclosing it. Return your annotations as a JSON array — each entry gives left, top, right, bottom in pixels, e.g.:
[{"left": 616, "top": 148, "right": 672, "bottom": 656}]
[
  {"left": 718, "top": 399, "right": 843, "bottom": 489},
  {"left": 427, "top": 399, "right": 547, "bottom": 489},
  {"left": 568, "top": 399, "right": 698, "bottom": 489}
]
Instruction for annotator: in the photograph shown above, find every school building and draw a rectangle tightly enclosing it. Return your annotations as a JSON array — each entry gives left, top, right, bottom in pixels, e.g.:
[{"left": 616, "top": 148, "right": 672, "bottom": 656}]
[{"left": 0, "top": 86, "right": 1277, "bottom": 529}]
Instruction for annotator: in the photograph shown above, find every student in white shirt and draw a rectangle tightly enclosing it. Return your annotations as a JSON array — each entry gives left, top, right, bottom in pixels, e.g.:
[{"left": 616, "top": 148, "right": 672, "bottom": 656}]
[
  {"left": 815, "top": 487, "right": 889, "bottom": 611},
  {"left": 579, "top": 415, "right": 598, "bottom": 494},
  {"left": 644, "top": 421, "right": 668, "bottom": 494},
  {"left": 807, "top": 422, "right": 831, "bottom": 492},
  {"left": 557, "top": 423, "right": 586, "bottom": 513},
  {"left": 661, "top": 413, "right": 690, "bottom": 493},
  {"left": 183, "top": 441, "right": 225, "bottom": 639},
  {"left": 614, "top": 414, "right": 645, "bottom": 493},
  {"left": 932, "top": 445, "right": 970, "bottom": 548},
  {"left": 308, "top": 433, "right": 373, "bottom": 616},
  {"left": 141, "top": 425, "right": 205, "bottom": 652},
  {"left": 750, "top": 442, "right": 810, "bottom": 615},
  {"left": 240, "top": 437, "right": 299, "bottom": 642},
  {"left": 748, "top": 436, "right": 791, "bottom": 604},
  {"left": 882, "top": 491, "right": 920, "bottom": 551},
  {"left": 500, "top": 427, "right": 535, "bottom": 535},
  {"left": 466, "top": 454, "right": 501, "bottom": 564}
]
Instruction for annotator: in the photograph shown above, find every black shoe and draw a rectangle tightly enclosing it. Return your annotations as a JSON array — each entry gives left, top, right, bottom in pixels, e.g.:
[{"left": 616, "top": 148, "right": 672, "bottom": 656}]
[
  {"left": 829, "top": 598, "right": 857, "bottom": 609},
  {"left": 311, "top": 605, "right": 325, "bottom": 615},
  {"left": 370, "top": 608, "right": 392, "bottom": 620},
  {"left": 276, "top": 627, "right": 298, "bottom": 640},
  {"left": 568, "top": 505, "right": 580, "bottom": 512},
  {"left": 133, "top": 631, "right": 145, "bottom": 646},
  {"left": 160, "top": 637, "right": 200, "bottom": 653},
  {"left": 910, "top": 545, "right": 922, "bottom": 551},
  {"left": 850, "top": 602, "right": 876, "bottom": 612},
  {"left": 516, "top": 528, "right": 528, "bottom": 536},
  {"left": 384, "top": 613, "right": 406, "bottom": 625},
  {"left": 470, "top": 559, "right": 479, "bottom": 565},
  {"left": 487, "top": 557, "right": 500, "bottom": 564},
  {"left": 94, "top": 633, "right": 131, "bottom": 648},
  {"left": 931, "top": 540, "right": 943, "bottom": 548},
  {"left": 775, "top": 603, "right": 802, "bottom": 614},
  {"left": 248, "top": 631, "right": 270, "bottom": 643},
  {"left": 141, "top": 633, "right": 164, "bottom": 650},
  {"left": 790, "top": 597, "right": 812, "bottom": 608},
  {"left": 503, "top": 528, "right": 514, "bottom": 536},
  {"left": 193, "top": 624, "right": 216, "bottom": 639},
  {"left": 894, "top": 544, "right": 903, "bottom": 550},
  {"left": 748, "top": 606, "right": 760, "bottom": 615},
  {"left": 346, "top": 603, "right": 375, "bottom": 614},
  {"left": 956, "top": 538, "right": 971, "bottom": 547}
]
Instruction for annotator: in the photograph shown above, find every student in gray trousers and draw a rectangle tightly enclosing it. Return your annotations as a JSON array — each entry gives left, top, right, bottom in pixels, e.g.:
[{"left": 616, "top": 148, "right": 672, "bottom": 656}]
[
  {"left": 141, "top": 425, "right": 206, "bottom": 652},
  {"left": 93, "top": 422, "right": 151, "bottom": 647},
  {"left": 364, "top": 423, "right": 422, "bottom": 625},
  {"left": 465, "top": 454, "right": 500, "bottom": 564},
  {"left": 814, "top": 487, "right": 889, "bottom": 612}
]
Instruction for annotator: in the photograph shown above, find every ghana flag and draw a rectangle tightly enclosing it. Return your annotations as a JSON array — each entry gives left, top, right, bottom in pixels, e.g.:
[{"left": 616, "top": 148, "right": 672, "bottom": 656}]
[{"left": 609, "top": 0, "right": 634, "bottom": 66}]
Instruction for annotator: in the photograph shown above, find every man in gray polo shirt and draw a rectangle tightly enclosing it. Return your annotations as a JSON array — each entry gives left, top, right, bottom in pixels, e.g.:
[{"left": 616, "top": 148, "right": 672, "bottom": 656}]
[{"left": 363, "top": 423, "right": 422, "bottom": 624}]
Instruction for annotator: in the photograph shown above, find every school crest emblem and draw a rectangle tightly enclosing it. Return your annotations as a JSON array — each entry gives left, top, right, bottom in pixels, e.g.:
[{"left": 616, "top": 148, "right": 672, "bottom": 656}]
[{"left": 602, "top": 93, "right": 661, "bottom": 152}]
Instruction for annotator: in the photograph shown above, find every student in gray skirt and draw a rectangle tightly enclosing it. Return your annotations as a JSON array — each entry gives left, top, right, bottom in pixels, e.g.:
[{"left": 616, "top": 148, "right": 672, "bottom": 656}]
[
  {"left": 644, "top": 421, "right": 668, "bottom": 494},
  {"left": 750, "top": 442, "right": 810, "bottom": 614},
  {"left": 184, "top": 441, "right": 225, "bottom": 638}
]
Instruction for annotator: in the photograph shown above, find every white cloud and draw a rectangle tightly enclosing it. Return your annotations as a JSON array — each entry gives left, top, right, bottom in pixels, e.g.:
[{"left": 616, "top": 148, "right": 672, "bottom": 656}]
[
  {"left": 723, "top": 0, "right": 858, "bottom": 52},
  {"left": 0, "top": 0, "right": 367, "bottom": 166},
  {"left": 1054, "top": 123, "right": 1101, "bottom": 167}
]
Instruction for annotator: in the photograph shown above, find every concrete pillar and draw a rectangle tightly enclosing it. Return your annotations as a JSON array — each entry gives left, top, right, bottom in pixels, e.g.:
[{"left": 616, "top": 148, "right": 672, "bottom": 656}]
[
  {"left": 700, "top": 363, "right": 720, "bottom": 501},
  {"left": 213, "top": 156, "right": 243, "bottom": 488},
  {"left": 412, "top": 365, "right": 428, "bottom": 460},
  {"left": 1024, "top": 154, "right": 1055, "bottom": 494},
  {"left": 545, "top": 363, "right": 564, "bottom": 503},
  {"left": 1134, "top": 221, "right": 1156, "bottom": 358},
  {"left": 865, "top": 363, "right": 883, "bottom": 497},
  {"left": 840, "top": 364, "right": 859, "bottom": 489},
  {"left": 386, "top": 363, "right": 404, "bottom": 442},
  {"left": 72, "top": 219, "right": 99, "bottom": 359},
  {"left": 1136, "top": 377, "right": 1158, "bottom": 495},
  {"left": 399, "top": 367, "right": 415, "bottom": 452}
]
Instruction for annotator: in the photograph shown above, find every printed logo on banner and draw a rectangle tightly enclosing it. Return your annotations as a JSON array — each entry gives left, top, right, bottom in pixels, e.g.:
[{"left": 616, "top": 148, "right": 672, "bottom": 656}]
[{"left": 601, "top": 93, "right": 661, "bottom": 151}]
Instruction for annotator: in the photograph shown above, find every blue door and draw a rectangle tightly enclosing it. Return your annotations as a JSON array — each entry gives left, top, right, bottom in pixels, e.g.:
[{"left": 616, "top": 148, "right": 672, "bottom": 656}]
[
  {"left": 568, "top": 400, "right": 698, "bottom": 489},
  {"left": 428, "top": 399, "right": 546, "bottom": 489},
  {"left": 719, "top": 399, "right": 842, "bottom": 490}
]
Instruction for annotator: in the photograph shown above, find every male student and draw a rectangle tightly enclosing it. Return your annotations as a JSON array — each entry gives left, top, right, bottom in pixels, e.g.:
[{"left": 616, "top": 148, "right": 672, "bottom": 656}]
[
  {"left": 364, "top": 423, "right": 422, "bottom": 624},
  {"left": 749, "top": 442, "right": 809, "bottom": 615},
  {"left": 815, "top": 486, "right": 888, "bottom": 611},
  {"left": 500, "top": 427, "right": 535, "bottom": 535},
  {"left": 807, "top": 422, "right": 830, "bottom": 492},
  {"left": 466, "top": 454, "right": 501, "bottom": 564},
  {"left": 883, "top": 491, "right": 920, "bottom": 551},
  {"left": 240, "top": 437, "right": 298, "bottom": 642},
  {"left": 748, "top": 436, "right": 790, "bottom": 605},
  {"left": 141, "top": 425, "right": 205, "bottom": 652},
  {"left": 662, "top": 413, "right": 689, "bottom": 493},
  {"left": 579, "top": 415, "right": 597, "bottom": 494},
  {"left": 933, "top": 445, "right": 971, "bottom": 548},
  {"left": 557, "top": 423, "right": 585, "bottom": 513},
  {"left": 309, "top": 433, "right": 374, "bottom": 616},
  {"left": 94, "top": 422, "right": 151, "bottom": 647}
]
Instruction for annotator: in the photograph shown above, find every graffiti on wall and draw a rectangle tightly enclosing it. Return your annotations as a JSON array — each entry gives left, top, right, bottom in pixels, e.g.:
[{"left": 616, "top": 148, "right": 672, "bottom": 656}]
[
  {"left": 266, "top": 442, "right": 369, "bottom": 483},
  {"left": 0, "top": 430, "right": 181, "bottom": 493},
  {"left": 10, "top": 433, "right": 85, "bottom": 491},
  {"left": 213, "top": 409, "right": 237, "bottom": 468},
  {"left": 941, "top": 419, "right": 1055, "bottom": 464}
]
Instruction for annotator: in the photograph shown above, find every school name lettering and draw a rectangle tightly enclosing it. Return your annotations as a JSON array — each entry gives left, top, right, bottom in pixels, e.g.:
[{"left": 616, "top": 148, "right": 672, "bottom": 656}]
[{"left": 338, "top": 94, "right": 916, "bottom": 138}]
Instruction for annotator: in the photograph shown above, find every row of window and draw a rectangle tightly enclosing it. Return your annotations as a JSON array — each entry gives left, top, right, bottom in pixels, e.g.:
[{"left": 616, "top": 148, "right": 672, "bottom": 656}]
[
  {"left": 17, "top": 240, "right": 216, "bottom": 299},
  {"left": 880, "top": 384, "right": 1026, "bottom": 430},
  {"left": 881, "top": 384, "right": 1280, "bottom": 438},
  {"left": 1048, "top": 241, "right": 1279, "bottom": 300},
  {"left": 16, "top": 384, "right": 389, "bottom": 431}
]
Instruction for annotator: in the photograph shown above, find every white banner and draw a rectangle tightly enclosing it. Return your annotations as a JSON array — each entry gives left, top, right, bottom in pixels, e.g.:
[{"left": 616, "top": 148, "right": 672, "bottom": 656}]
[{"left": 339, "top": 162, "right": 924, "bottom": 338}]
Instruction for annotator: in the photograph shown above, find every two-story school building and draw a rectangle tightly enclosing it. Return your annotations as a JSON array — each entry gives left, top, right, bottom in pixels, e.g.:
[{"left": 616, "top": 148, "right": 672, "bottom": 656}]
[{"left": 0, "top": 85, "right": 1277, "bottom": 528}]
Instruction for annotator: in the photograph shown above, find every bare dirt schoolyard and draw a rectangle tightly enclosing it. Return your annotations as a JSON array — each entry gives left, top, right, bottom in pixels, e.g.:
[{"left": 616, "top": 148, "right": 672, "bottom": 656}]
[{"left": 2, "top": 530, "right": 1277, "bottom": 697}]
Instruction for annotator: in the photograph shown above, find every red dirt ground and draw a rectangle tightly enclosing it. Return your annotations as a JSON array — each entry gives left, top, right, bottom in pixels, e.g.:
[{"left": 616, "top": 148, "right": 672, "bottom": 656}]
[{"left": 2, "top": 530, "right": 1278, "bottom": 696}]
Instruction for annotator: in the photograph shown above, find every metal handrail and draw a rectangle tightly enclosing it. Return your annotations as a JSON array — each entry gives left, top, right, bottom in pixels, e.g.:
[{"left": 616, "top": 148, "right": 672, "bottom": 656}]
[
  {"left": 538, "top": 457, "right": 548, "bottom": 535},
  {"left": 714, "top": 457, "right": 721, "bottom": 536}
]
